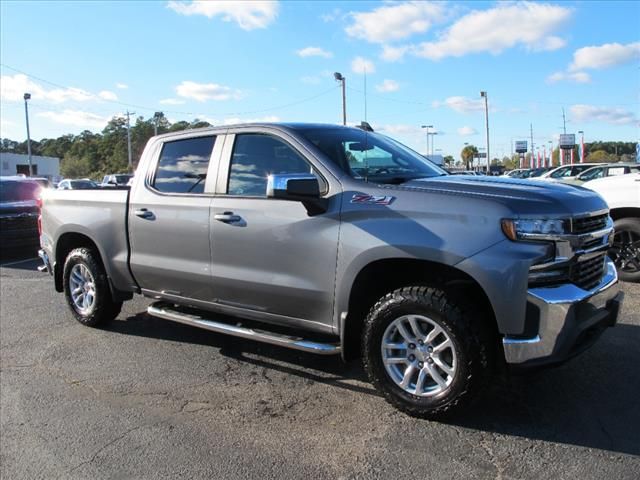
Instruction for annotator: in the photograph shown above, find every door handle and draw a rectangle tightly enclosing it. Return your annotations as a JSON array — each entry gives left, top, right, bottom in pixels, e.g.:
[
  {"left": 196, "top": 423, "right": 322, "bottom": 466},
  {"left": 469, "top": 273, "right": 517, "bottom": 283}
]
[
  {"left": 214, "top": 212, "right": 242, "bottom": 223},
  {"left": 134, "top": 208, "right": 154, "bottom": 219}
]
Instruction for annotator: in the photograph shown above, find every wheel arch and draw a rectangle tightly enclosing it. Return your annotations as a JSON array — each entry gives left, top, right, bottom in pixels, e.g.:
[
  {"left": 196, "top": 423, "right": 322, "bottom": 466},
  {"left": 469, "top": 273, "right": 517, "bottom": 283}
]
[
  {"left": 609, "top": 207, "right": 640, "bottom": 221},
  {"left": 54, "top": 231, "right": 132, "bottom": 301},
  {"left": 341, "top": 258, "right": 499, "bottom": 361}
]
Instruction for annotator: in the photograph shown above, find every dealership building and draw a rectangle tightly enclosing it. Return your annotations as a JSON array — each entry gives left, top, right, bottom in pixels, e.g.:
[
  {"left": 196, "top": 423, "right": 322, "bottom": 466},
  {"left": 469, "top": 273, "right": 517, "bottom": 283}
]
[{"left": 0, "top": 152, "right": 60, "bottom": 179}]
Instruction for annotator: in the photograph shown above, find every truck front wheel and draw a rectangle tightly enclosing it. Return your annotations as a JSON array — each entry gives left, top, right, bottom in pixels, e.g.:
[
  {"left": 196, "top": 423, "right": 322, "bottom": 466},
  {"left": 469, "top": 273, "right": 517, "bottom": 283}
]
[
  {"left": 362, "top": 286, "right": 489, "bottom": 418},
  {"left": 63, "top": 247, "right": 122, "bottom": 327}
]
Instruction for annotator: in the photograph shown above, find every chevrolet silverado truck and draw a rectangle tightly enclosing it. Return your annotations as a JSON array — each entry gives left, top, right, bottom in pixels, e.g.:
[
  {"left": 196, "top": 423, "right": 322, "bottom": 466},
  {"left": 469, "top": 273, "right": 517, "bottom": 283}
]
[{"left": 38, "top": 123, "right": 624, "bottom": 417}]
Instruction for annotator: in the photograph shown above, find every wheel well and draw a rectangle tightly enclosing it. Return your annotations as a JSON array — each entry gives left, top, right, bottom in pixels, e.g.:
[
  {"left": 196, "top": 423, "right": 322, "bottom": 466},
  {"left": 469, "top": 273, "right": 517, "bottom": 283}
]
[
  {"left": 609, "top": 207, "right": 640, "bottom": 221},
  {"left": 342, "top": 258, "right": 499, "bottom": 361},
  {"left": 54, "top": 233, "right": 101, "bottom": 292}
]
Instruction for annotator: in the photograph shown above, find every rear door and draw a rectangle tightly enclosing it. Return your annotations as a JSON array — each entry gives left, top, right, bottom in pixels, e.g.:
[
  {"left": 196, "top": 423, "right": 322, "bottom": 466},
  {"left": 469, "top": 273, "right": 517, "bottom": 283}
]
[
  {"left": 129, "top": 132, "right": 224, "bottom": 301},
  {"left": 209, "top": 129, "right": 341, "bottom": 328}
]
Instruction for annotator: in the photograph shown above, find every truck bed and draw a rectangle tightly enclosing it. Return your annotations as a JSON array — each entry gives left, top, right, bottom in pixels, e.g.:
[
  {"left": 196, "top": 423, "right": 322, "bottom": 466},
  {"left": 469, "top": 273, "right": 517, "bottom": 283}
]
[{"left": 40, "top": 188, "right": 135, "bottom": 293}]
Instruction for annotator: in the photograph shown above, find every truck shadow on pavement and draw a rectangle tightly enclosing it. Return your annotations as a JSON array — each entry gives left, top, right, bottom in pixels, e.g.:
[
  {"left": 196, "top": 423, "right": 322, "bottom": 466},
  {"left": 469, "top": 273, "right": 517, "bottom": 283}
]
[{"left": 107, "top": 312, "right": 640, "bottom": 457}]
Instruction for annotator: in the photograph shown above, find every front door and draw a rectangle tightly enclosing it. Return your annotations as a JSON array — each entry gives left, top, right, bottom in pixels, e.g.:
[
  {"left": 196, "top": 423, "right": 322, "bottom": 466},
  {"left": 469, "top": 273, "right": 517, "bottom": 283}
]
[
  {"left": 129, "top": 133, "right": 222, "bottom": 301},
  {"left": 209, "top": 131, "right": 340, "bottom": 328}
]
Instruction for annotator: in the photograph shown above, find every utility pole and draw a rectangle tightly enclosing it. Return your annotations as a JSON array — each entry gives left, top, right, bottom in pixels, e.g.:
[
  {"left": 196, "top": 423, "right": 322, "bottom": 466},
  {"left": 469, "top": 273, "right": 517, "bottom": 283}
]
[
  {"left": 421, "top": 125, "right": 433, "bottom": 157},
  {"left": 334, "top": 72, "right": 346, "bottom": 125},
  {"left": 480, "top": 91, "right": 490, "bottom": 173},
  {"left": 530, "top": 124, "right": 534, "bottom": 169},
  {"left": 23, "top": 93, "right": 33, "bottom": 176},
  {"left": 153, "top": 111, "right": 163, "bottom": 136},
  {"left": 125, "top": 110, "right": 135, "bottom": 169}
]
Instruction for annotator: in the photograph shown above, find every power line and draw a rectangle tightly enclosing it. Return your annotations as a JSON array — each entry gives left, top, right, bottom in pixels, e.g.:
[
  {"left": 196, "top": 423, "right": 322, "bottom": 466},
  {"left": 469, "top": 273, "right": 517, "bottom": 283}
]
[{"left": 0, "top": 63, "right": 339, "bottom": 118}]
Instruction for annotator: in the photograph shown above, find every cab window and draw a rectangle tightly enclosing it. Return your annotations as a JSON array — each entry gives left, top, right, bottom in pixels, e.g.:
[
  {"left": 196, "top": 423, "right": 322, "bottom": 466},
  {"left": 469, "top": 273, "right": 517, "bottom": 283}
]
[{"left": 153, "top": 136, "right": 216, "bottom": 194}]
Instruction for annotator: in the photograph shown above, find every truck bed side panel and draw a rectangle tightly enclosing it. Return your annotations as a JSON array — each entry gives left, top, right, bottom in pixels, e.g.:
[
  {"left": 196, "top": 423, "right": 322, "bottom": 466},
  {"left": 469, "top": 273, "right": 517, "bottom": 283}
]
[{"left": 41, "top": 189, "right": 136, "bottom": 293}]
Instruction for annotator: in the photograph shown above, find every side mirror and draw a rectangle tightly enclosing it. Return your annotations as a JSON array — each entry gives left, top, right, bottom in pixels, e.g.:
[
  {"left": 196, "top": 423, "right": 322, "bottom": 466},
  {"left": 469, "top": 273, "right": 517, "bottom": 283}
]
[
  {"left": 266, "top": 174, "right": 327, "bottom": 216},
  {"left": 267, "top": 173, "right": 320, "bottom": 199}
]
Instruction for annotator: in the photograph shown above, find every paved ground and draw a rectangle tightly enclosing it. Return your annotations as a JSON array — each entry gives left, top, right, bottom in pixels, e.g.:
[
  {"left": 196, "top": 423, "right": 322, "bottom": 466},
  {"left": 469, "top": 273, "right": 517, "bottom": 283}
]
[{"left": 1, "top": 251, "right": 639, "bottom": 479}]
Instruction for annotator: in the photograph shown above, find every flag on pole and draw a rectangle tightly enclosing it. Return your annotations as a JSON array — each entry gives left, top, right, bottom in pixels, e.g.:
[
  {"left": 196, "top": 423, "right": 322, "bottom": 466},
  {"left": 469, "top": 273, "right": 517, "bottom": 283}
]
[
  {"left": 538, "top": 150, "right": 542, "bottom": 168},
  {"left": 543, "top": 146, "right": 547, "bottom": 167},
  {"left": 581, "top": 136, "right": 585, "bottom": 163},
  {"left": 570, "top": 147, "right": 574, "bottom": 164}
]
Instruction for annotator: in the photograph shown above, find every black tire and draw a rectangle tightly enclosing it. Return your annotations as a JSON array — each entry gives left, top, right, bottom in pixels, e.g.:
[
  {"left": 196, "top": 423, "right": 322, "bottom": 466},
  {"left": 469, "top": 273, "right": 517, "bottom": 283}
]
[
  {"left": 362, "top": 286, "right": 489, "bottom": 418},
  {"left": 609, "top": 217, "right": 640, "bottom": 283},
  {"left": 63, "top": 247, "right": 122, "bottom": 327}
]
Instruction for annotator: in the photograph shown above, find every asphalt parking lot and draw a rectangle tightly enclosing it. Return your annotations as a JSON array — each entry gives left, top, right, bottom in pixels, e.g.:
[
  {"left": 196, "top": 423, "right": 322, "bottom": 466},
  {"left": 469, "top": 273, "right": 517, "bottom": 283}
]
[{"left": 1, "top": 250, "right": 639, "bottom": 479}]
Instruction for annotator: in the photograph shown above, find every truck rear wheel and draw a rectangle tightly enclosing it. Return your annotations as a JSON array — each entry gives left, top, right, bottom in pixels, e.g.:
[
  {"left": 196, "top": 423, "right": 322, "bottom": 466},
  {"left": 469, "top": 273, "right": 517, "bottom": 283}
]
[
  {"left": 362, "top": 286, "right": 489, "bottom": 418},
  {"left": 63, "top": 247, "right": 122, "bottom": 327}
]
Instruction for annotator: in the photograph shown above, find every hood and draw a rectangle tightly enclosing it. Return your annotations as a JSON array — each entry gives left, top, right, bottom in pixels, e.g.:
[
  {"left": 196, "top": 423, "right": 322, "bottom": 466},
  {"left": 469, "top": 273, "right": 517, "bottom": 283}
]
[
  {"left": 0, "top": 200, "right": 39, "bottom": 216},
  {"left": 385, "top": 175, "right": 608, "bottom": 217}
]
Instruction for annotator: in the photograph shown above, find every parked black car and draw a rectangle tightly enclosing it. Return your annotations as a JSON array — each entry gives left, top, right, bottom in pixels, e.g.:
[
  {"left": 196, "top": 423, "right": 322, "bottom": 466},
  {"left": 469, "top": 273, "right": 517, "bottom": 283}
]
[{"left": 0, "top": 178, "right": 42, "bottom": 251}]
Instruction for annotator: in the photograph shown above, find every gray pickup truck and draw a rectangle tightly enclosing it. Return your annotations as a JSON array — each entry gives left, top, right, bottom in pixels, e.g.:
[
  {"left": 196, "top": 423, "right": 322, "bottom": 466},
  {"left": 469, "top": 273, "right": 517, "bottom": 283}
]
[{"left": 38, "top": 123, "right": 623, "bottom": 417}]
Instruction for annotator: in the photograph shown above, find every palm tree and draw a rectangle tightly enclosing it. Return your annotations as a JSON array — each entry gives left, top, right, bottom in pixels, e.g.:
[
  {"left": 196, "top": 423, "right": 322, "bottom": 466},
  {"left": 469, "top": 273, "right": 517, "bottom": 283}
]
[{"left": 461, "top": 145, "right": 479, "bottom": 170}]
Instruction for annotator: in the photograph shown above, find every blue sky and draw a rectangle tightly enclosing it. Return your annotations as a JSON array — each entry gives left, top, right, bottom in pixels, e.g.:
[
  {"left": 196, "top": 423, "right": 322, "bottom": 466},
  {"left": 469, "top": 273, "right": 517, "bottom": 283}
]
[{"left": 1, "top": 0, "right": 638, "bottom": 160}]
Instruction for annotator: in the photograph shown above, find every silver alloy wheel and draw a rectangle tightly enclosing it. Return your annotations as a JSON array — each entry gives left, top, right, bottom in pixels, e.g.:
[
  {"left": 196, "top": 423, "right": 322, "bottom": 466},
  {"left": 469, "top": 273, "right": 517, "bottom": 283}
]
[
  {"left": 381, "top": 314, "right": 457, "bottom": 397},
  {"left": 69, "top": 263, "right": 96, "bottom": 314}
]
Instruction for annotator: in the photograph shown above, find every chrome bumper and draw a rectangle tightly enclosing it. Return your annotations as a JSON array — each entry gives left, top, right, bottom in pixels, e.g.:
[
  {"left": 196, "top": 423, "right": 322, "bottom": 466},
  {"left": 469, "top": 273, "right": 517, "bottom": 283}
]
[{"left": 503, "top": 259, "right": 623, "bottom": 366}]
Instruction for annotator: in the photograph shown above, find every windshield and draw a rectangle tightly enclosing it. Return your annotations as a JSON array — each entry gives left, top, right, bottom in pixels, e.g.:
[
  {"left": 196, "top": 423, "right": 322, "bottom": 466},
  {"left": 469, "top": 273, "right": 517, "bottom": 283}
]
[
  {"left": 296, "top": 127, "right": 447, "bottom": 184},
  {"left": 578, "top": 167, "right": 603, "bottom": 181},
  {"left": 0, "top": 181, "right": 42, "bottom": 202},
  {"left": 70, "top": 180, "right": 97, "bottom": 189},
  {"left": 114, "top": 175, "right": 132, "bottom": 184}
]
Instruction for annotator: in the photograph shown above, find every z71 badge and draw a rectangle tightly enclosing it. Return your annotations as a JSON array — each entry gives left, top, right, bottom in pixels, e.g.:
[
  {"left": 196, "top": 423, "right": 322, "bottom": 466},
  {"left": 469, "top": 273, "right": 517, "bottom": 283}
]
[{"left": 351, "top": 194, "right": 395, "bottom": 205}]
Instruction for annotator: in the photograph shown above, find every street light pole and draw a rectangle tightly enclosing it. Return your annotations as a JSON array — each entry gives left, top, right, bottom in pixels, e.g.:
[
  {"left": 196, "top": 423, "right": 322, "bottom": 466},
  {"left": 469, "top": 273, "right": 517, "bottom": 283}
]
[
  {"left": 23, "top": 93, "right": 33, "bottom": 176},
  {"left": 480, "top": 91, "right": 490, "bottom": 173},
  {"left": 153, "top": 111, "right": 163, "bottom": 136},
  {"left": 421, "top": 125, "right": 433, "bottom": 157},
  {"left": 125, "top": 110, "right": 135, "bottom": 169},
  {"left": 334, "top": 72, "right": 346, "bottom": 125}
]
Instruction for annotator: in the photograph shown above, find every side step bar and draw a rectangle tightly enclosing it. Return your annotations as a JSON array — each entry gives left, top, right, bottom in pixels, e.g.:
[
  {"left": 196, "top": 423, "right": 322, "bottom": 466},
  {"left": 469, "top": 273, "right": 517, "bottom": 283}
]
[{"left": 147, "top": 302, "right": 342, "bottom": 355}]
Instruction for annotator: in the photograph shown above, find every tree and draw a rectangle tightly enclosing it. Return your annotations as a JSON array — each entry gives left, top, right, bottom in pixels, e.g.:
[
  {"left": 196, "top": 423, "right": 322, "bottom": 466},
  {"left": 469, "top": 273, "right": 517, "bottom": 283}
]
[
  {"left": 443, "top": 155, "right": 454, "bottom": 167},
  {"left": 460, "top": 145, "right": 478, "bottom": 170}
]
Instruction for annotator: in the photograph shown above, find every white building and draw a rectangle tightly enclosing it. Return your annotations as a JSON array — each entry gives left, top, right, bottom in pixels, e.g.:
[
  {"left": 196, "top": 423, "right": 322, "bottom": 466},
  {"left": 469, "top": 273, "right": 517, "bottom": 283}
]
[{"left": 0, "top": 152, "right": 60, "bottom": 179}]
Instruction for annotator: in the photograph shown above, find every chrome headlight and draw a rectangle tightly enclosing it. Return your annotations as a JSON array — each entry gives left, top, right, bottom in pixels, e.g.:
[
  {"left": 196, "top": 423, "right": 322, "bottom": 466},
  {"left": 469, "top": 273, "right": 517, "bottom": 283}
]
[{"left": 501, "top": 218, "right": 569, "bottom": 241}]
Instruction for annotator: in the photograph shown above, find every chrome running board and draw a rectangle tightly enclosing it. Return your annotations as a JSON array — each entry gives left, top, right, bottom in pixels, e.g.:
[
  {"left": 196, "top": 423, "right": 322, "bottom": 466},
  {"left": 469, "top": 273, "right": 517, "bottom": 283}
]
[{"left": 147, "top": 302, "right": 341, "bottom": 355}]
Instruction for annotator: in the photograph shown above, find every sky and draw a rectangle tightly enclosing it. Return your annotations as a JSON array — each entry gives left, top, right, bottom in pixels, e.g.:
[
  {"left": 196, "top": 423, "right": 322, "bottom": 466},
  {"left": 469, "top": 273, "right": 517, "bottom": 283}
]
[{"left": 1, "top": 0, "right": 639, "bottom": 160}]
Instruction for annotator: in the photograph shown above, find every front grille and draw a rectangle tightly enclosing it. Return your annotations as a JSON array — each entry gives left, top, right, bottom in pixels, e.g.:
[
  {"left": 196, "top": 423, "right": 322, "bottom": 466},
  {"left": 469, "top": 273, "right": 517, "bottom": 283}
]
[
  {"left": 570, "top": 254, "right": 606, "bottom": 290},
  {"left": 0, "top": 214, "right": 38, "bottom": 231},
  {"left": 572, "top": 214, "right": 608, "bottom": 234}
]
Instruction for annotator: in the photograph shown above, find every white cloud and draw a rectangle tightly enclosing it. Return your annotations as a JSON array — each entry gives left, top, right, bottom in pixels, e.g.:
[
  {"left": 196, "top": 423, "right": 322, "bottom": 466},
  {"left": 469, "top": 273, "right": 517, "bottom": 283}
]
[
  {"left": 351, "top": 56, "right": 375, "bottom": 74},
  {"left": 321, "top": 8, "right": 342, "bottom": 23},
  {"left": 159, "top": 98, "right": 186, "bottom": 105},
  {"left": 167, "top": 0, "right": 279, "bottom": 30},
  {"left": 346, "top": 1, "right": 445, "bottom": 44},
  {"left": 0, "top": 74, "right": 110, "bottom": 104},
  {"left": 381, "top": 45, "right": 409, "bottom": 62},
  {"left": 569, "top": 42, "right": 640, "bottom": 71},
  {"left": 98, "top": 90, "right": 118, "bottom": 101},
  {"left": 36, "top": 109, "right": 111, "bottom": 129},
  {"left": 457, "top": 126, "right": 478, "bottom": 136},
  {"left": 375, "top": 79, "right": 400, "bottom": 93},
  {"left": 296, "top": 46, "right": 333, "bottom": 58},
  {"left": 546, "top": 71, "right": 591, "bottom": 84},
  {"left": 116, "top": 83, "right": 128, "bottom": 89},
  {"left": 570, "top": 104, "right": 637, "bottom": 126},
  {"left": 175, "top": 80, "right": 242, "bottom": 102},
  {"left": 410, "top": 2, "right": 571, "bottom": 60},
  {"left": 434, "top": 96, "right": 484, "bottom": 114}
]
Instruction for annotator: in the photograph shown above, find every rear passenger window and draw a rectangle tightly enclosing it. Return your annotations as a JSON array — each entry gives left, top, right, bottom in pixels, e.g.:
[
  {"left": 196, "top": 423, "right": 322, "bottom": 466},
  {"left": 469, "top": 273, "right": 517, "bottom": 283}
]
[
  {"left": 153, "top": 136, "right": 216, "bottom": 194},
  {"left": 228, "top": 134, "right": 312, "bottom": 196}
]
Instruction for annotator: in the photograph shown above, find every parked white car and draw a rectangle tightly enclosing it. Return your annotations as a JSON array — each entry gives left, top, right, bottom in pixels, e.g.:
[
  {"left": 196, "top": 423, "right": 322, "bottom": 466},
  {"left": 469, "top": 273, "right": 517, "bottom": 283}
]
[
  {"left": 584, "top": 173, "right": 640, "bottom": 282},
  {"left": 535, "top": 163, "right": 606, "bottom": 182}
]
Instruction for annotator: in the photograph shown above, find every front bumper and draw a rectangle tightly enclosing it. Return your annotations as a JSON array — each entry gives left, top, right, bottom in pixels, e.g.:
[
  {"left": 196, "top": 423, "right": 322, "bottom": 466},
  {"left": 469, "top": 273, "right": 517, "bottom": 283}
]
[{"left": 503, "top": 259, "right": 623, "bottom": 367}]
